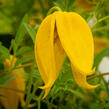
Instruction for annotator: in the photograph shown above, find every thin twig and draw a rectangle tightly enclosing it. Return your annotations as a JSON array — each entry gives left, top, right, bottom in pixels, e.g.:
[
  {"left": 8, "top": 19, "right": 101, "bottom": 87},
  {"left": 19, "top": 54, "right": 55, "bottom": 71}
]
[
  {"left": 91, "top": 15, "right": 109, "bottom": 30},
  {"left": 98, "top": 15, "right": 109, "bottom": 23},
  {"left": 1, "top": 62, "right": 32, "bottom": 73},
  {"left": 15, "top": 62, "right": 33, "bottom": 69},
  {"left": 24, "top": 64, "right": 34, "bottom": 109},
  {"left": 92, "top": 25, "right": 109, "bottom": 32},
  {"left": 88, "top": 72, "right": 109, "bottom": 80}
]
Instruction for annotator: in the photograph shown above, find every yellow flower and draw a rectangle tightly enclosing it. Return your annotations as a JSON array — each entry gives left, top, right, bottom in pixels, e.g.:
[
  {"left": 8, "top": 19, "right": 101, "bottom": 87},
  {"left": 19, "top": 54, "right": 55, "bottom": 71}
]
[
  {"left": 35, "top": 11, "right": 98, "bottom": 98},
  {"left": 0, "top": 56, "right": 33, "bottom": 109}
]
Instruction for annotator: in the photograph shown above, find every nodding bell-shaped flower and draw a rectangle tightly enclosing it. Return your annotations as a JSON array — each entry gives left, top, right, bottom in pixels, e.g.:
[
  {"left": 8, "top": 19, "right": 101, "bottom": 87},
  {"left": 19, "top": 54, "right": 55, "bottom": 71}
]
[{"left": 34, "top": 11, "right": 98, "bottom": 99}]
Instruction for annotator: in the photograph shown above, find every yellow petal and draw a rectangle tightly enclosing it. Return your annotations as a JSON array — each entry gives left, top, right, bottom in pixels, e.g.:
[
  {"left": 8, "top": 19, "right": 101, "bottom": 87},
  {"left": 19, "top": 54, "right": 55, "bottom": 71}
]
[
  {"left": 38, "top": 29, "right": 66, "bottom": 90},
  {"left": 35, "top": 12, "right": 66, "bottom": 98},
  {"left": 42, "top": 88, "right": 51, "bottom": 99},
  {"left": 55, "top": 12, "right": 97, "bottom": 88},
  {"left": 56, "top": 12, "right": 94, "bottom": 75},
  {"left": 35, "top": 13, "right": 56, "bottom": 86},
  {"left": 54, "top": 31, "right": 66, "bottom": 75},
  {"left": 35, "top": 11, "right": 98, "bottom": 98},
  {"left": 35, "top": 14, "right": 56, "bottom": 98},
  {"left": 71, "top": 64, "right": 98, "bottom": 88}
]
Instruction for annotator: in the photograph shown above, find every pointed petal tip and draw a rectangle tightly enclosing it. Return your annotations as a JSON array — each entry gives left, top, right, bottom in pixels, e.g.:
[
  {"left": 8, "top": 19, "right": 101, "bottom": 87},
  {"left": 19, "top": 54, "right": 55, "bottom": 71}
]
[
  {"left": 42, "top": 93, "right": 47, "bottom": 99},
  {"left": 39, "top": 85, "right": 49, "bottom": 89},
  {"left": 39, "top": 81, "right": 52, "bottom": 89},
  {"left": 85, "top": 83, "right": 99, "bottom": 89},
  {"left": 89, "top": 67, "right": 96, "bottom": 75},
  {"left": 42, "top": 88, "right": 51, "bottom": 99}
]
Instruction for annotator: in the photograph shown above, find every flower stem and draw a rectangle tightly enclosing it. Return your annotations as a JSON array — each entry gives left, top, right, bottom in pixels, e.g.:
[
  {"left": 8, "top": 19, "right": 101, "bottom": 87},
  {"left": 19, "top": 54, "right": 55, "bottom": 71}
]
[
  {"left": 38, "top": 90, "right": 44, "bottom": 109},
  {"left": 92, "top": 25, "right": 109, "bottom": 32},
  {"left": 2, "top": 62, "right": 32, "bottom": 74},
  {"left": 98, "top": 15, "right": 109, "bottom": 23},
  {"left": 24, "top": 65, "right": 34, "bottom": 109},
  {"left": 47, "top": 6, "right": 62, "bottom": 16},
  {"left": 88, "top": 72, "right": 109, "bottom": 80},
  {"left": 15, "top": 62, "right": 33, "bottom": 69},
  {"left": 102, "top": 78, "right": 109, "bottom": 98},
  {"left": 38, "top": 99, "right": 41, "bottom": 109},
  {"left": 91, "top": 15, "right": 109, "bottom": 30}
]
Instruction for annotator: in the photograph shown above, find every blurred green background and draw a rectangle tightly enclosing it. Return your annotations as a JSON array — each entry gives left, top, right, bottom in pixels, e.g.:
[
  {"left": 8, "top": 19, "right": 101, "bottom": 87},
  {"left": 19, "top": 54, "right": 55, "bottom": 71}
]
[{"left": 0, "top": 0, "right": 109, "bottom": 109}]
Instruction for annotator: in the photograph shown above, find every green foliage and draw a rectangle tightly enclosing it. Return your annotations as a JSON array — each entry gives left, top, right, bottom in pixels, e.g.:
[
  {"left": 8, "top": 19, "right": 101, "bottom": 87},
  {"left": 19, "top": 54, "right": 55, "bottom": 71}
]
[
  {"left": 24, "top": 23, "right": 36, "bottom": 43},
  {"left": 16, "top": 46, "right": 32, "bottom": 56},
  {"left": 0, "top": 63, "right": 4, "bottom": 71},
  {"left": 53, "top": 0, "right": 76, "bottom": 11},
  {"left": 0, "top": 0, "right": 109, "bottom": 109},
  {"left": 15, "top": 14, "right": 29, "bottom": 49},
  {"left": 15, "top": 56, "right": 34, "bottom": 67},
  {"left": 0, "top": 44, "right": 10, "bottom": 59}
]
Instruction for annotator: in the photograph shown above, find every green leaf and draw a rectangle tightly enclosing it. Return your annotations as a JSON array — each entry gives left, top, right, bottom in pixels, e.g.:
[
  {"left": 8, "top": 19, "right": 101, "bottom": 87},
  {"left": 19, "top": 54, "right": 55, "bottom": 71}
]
[
  {"left": 11, "top": 39, "right": 17, "bottom": 55},
  {"left": 16, "top": 46, "right": 32, "bottom": 56},
  {"left": 0, "top": 62, "right": 4, "bottom": 71},
  {"left": 50, "top": 86, "right": 85, "bottom": 100},
  {"left": 24, "top": 23, "right": 36, "bottom": 43},
  {"left": 0, "top": 45, "right": 10, "bottom": 59},
  {"left": 94, "top": 48, "right": 109, "bottom": 69},
  {"left": 65, "top": 88, "right": 86, "bottom": 100},
  {"left": 61, "top": 105, "right": 72, "bottom": 109},
  {"left": 15, "top": 56, "right": 34, "bottom": 67},
  {"left": 91, "top": 103, "right": 109, "bottom": 109},
  {"left": 15, "top": 14, "right": 29, "bottom": 48},
  {"left": 18, "top": 70, "right": 41, "bottom": 82}
]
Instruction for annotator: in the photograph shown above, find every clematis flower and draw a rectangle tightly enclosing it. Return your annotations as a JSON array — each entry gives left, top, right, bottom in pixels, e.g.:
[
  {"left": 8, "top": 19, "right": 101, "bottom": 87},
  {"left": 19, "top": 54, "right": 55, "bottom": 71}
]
[
  {"left": 35, "top": 11, "right": 98, "bottom": 98},
  {"left": 0, "top": 56, "right": 33, "bottom": 109}
]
